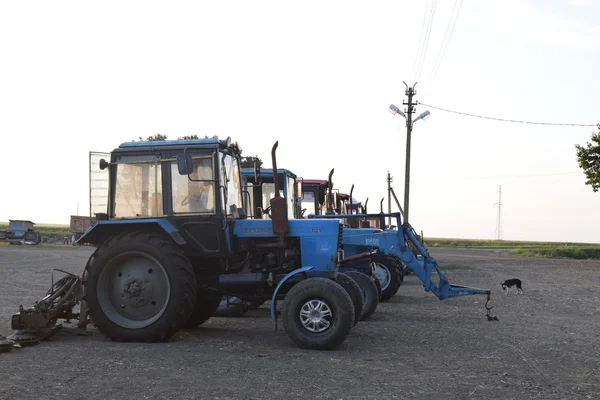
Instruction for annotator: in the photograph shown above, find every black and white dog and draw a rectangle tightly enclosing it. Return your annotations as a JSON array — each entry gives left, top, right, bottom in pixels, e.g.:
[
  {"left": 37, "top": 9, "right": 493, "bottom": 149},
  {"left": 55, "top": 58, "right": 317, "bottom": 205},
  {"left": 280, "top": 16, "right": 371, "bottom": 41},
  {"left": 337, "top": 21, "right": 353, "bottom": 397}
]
[{"left": 501, "top": 279, "right": 523, "bottom": 294}]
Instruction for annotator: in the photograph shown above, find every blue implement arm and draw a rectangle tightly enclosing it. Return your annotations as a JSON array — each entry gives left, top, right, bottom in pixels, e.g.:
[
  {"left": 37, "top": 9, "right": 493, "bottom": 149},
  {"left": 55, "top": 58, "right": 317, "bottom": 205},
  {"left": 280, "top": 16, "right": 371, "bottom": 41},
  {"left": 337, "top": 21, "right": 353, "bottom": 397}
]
[{"left": 308, "top": 212, "right": 492, "bottom": 301}]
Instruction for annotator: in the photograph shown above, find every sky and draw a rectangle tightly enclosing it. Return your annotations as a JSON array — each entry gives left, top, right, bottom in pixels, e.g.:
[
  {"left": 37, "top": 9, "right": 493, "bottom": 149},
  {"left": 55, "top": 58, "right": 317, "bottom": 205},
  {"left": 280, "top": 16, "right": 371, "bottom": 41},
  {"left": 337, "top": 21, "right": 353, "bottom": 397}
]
[{"left": 1, "top": 0, "right": 599, "bottom": 243}]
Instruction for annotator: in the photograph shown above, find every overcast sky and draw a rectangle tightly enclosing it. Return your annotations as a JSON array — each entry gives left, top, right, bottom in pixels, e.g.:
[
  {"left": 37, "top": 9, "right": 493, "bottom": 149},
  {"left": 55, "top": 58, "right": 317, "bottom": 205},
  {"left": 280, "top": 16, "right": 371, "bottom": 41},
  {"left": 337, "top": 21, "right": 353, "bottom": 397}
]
[{"left": 1, "top": 0, "right": 598, "bottom": 243}]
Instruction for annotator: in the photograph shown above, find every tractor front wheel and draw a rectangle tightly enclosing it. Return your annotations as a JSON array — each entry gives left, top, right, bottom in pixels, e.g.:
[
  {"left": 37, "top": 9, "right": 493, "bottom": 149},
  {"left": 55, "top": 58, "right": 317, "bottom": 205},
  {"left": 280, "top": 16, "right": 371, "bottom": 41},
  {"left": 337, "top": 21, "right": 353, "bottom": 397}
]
[
  {"left": 282, "top": 277, "right": 354, "bottom": 350},
  {"left": 83, "top": 231, "right": 196, "bottom": 342},
  {"left": 335, "top": 272, "right": 364, "bottom": 326},
  {"left": 344, "top": 270, "right": 379, "bottom": 320},
  {"left": 372, "top": 254, "right": 404, "bottom": 302}
]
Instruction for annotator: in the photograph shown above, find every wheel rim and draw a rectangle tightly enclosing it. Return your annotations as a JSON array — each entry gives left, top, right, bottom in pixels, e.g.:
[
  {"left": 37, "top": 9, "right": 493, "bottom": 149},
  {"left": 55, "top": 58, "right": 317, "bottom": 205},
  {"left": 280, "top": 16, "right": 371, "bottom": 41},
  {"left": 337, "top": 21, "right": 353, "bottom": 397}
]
[
  {"left": 97, "top": 251, "right": 171, "bottom": 329},
  {"left": 299, "top": 299, "right": 333, "bottom": 333},
  {"left": 373, "top": 262, "right": 391, "bottom": 290}
]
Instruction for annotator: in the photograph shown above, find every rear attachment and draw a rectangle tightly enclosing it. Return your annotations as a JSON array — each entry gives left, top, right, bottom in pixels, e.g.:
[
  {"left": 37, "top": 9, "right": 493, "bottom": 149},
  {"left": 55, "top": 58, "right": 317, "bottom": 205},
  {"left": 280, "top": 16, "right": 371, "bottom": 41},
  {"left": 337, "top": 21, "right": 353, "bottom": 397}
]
[{"left": 4, "top": 269, "right": 91, "bottom": 351}]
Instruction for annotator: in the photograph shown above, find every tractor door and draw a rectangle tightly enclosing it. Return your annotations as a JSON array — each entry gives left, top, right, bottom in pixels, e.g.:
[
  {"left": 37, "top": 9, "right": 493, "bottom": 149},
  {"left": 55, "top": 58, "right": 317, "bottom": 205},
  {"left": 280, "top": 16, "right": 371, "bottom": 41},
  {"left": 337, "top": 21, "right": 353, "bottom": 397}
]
[{"left": 89, "top": 151, "right": 110, "bottom": 220}]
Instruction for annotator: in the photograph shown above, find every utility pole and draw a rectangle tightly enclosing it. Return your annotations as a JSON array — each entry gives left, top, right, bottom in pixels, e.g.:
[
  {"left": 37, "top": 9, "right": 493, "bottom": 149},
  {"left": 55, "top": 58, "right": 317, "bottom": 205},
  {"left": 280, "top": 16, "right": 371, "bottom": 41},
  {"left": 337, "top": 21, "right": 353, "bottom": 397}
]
[
  {"left": 402, "top": 83, "right": 417, "bottom": 225},
  {"left": 387, "top": 171, "right": 393, "bottom": 226},
  {"left": 494, "top": 185, "right": 503, "bottom": 240}
]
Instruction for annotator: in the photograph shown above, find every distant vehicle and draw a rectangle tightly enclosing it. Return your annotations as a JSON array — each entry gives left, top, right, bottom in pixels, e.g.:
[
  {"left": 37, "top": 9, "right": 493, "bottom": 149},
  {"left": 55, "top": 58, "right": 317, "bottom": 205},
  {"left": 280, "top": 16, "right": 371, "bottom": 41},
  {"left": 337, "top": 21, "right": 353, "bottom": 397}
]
[{"left": 3, "top": 220, "right": 42, "bottom": 245}]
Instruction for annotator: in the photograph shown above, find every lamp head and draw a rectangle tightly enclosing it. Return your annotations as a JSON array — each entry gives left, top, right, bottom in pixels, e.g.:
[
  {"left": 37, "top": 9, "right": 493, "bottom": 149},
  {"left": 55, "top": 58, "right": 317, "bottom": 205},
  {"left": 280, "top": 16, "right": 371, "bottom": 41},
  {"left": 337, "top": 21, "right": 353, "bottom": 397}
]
[
  {"left": 413, "top": 110, "right": 431, "bottom": 123},
  {"left": 388, "top": 104, "right": 406, "bottom": 118}
]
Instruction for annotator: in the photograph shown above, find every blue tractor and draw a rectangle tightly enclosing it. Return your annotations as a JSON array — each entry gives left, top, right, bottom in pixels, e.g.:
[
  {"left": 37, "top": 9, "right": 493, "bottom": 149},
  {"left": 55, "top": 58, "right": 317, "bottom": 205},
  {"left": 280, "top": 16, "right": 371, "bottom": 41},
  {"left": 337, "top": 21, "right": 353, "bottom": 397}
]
[
  {"left": 298, "top": 175, "right": 406, "bottom": 302},
  {"left": 74, "top": 138, "right": 363, "bottom": 350},
  {"left": 237, "top": 168, "right": 497, "bottom": 314},
  {"left": 215, "top": 167, "right": 380, "bottom": 321}
]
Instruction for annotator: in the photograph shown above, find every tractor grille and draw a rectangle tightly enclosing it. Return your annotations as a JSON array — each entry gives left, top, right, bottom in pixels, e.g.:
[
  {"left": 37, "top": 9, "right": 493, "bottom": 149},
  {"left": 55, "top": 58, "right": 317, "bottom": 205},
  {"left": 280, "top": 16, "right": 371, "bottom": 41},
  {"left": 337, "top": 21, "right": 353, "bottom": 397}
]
[{"left": 338, "top": 223, "right": 343, "bottom": 249}]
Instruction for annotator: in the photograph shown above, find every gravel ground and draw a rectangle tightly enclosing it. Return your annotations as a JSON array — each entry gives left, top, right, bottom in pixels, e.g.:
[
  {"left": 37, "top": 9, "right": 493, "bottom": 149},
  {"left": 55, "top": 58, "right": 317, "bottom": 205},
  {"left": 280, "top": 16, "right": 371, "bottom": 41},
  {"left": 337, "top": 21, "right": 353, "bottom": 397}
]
[{"left": 1, "top": 245, "right": 599, "bottom": 399}]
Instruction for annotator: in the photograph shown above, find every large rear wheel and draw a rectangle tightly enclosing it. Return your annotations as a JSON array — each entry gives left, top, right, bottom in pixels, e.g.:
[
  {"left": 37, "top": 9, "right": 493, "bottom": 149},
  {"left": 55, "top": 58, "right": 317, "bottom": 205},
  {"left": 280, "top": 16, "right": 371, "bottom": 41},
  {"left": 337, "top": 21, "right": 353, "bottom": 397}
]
[{"left": 83, "top": 231, "right": 196, "bottom": 342}]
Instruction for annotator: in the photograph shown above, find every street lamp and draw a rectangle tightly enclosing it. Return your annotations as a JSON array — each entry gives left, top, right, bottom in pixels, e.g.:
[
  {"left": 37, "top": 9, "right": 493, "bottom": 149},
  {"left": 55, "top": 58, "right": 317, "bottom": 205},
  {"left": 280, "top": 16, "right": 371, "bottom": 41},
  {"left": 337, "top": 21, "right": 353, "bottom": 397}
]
[{"left": 389, "top": 95, "right": 430, "bottom": 225}]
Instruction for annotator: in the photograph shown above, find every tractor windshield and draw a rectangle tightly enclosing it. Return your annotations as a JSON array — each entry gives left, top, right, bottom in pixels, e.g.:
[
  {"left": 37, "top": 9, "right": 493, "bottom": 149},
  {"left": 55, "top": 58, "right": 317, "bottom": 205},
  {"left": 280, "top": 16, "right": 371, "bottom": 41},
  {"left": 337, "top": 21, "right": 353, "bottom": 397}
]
[{"left": 301, "top": 190, "right": 317, "bottom": 217}]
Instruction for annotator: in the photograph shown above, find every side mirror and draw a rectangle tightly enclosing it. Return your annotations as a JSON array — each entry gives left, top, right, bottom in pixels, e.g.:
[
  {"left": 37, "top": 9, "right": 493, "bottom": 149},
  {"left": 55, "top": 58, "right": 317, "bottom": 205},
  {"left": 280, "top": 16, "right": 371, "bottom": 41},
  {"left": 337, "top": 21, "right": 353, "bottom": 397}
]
[
  {"left": 296, "top": 181, "right": 302, "bottom": 199},
  {"left": 177, "top": 152, "right": 193, "bottom": 175},
  {"left": 99, "top": 159, "right": 110, "bottom": 170}
]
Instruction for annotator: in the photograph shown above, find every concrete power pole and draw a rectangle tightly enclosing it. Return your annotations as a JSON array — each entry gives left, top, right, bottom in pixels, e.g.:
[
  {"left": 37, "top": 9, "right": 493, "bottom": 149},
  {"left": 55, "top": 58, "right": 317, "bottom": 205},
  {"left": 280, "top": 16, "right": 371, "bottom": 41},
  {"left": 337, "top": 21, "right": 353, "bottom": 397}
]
[
  {"left": 494, "top": 185, "right": 503, "bottom": 240},
  {"left": 402, "top": 84, "right": 416, "bottom": 225}
]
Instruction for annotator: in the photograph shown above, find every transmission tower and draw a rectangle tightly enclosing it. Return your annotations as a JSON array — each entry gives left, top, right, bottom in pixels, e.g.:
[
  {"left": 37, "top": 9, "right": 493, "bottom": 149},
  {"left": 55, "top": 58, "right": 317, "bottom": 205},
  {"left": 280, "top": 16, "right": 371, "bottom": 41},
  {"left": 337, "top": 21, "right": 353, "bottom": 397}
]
[{"left": 494, "top": 185, "right": 503, "bottom": 240}]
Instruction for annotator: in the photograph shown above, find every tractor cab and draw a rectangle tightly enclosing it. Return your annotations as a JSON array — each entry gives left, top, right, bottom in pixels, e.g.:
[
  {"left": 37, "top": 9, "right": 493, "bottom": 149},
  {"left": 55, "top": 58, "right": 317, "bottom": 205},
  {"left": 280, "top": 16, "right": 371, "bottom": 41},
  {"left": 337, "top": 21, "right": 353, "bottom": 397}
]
[
  {"left": 240, "top": 167, "right": 299, "bottom": 220},
  {"left": 79, "top": 137, "right": 245, "bottom": 258}
]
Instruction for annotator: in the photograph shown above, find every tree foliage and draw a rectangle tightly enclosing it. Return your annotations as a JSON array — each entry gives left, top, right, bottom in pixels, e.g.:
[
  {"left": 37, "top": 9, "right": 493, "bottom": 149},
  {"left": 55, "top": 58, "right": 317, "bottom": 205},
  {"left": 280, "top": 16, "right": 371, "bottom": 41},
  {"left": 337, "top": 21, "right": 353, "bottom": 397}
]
[
  {"left": 240, "top": 156, "right": 263, "bottom": 169},
  {"left": 138, "top": 133, "right": 168, "bottom": 141},
  {"left": 575, "top": 126, "right": 600, "bottom": 192},
  {"left": 177, "top": 134, "right": 199, "bottom": 140}
]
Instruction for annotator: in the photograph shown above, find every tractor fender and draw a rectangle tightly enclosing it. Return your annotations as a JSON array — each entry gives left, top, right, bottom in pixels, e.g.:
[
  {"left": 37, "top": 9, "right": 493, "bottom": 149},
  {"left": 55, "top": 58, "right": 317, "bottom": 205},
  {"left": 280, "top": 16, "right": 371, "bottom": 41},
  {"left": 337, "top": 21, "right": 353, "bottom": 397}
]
[
  {"left": 270, "top": 266, "right": 315, "bottom": 321},
  {"left": 76, "top": 219, "right": 186, "bottom": 246}
]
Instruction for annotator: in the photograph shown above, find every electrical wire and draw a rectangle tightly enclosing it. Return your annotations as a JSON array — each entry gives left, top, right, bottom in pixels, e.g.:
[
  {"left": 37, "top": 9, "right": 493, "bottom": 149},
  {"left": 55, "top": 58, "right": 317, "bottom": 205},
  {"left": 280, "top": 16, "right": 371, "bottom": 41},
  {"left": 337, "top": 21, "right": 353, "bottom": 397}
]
[
  {"left": 412, "top": 0, "right": 431, "bottom": 82},
  {"left": 416, "top": 0, "right": 438, "bottom": 83},
  {"left": 419, "top": 103, "right": 598, "bottom": 127},
  {"left": 429, "top": 0, "right": 463, "bottom": 84}
]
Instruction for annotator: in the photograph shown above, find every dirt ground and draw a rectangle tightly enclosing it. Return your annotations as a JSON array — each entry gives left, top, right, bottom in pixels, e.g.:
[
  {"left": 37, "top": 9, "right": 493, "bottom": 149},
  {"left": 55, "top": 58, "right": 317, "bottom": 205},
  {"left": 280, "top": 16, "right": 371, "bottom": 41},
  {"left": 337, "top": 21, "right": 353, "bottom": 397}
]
[{"left": 0, "top": 245, "right": 599, "bottom": 400}]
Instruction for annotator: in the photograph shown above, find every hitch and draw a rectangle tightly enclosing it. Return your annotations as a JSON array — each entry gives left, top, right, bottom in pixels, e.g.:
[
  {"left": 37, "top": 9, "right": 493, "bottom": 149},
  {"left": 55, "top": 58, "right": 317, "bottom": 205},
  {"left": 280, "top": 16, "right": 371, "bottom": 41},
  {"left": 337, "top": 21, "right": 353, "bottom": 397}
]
[
  {"left": 485, "top": 295, "right": 498, "bottom": 321},
  {"left": 4, "top": 269, "right": 91, "bottom": 351}
]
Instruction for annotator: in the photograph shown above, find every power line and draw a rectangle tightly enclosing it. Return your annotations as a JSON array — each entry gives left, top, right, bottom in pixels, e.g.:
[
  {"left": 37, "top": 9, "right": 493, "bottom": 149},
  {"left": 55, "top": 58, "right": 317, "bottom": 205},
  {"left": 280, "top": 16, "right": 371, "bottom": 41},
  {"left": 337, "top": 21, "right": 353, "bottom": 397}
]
[
  {"left": 415, "top": 0, "right": 437, "bottom": 83},
  {"left": 429, "top": 0, "right": 463, "bottom": 84},
  {"left": 412, "top": 0, "right": 431, "bottom": 82},
  {"left": 420, "top": 102, "right": 598, "bottom": 127}
]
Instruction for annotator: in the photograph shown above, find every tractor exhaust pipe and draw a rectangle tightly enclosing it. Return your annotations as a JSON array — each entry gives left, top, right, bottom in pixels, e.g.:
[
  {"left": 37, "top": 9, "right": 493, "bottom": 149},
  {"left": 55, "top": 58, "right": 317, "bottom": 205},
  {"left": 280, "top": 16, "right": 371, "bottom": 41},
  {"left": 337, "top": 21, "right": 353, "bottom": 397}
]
[
  {"left": 270, "top": 141, "right": 289, "bottom": 245},
  {"left": 349, "top": 184, "right": 354, "bottom": 215},
  {"left": 326, "top": 168, "right": 335, "bottom": 215}
]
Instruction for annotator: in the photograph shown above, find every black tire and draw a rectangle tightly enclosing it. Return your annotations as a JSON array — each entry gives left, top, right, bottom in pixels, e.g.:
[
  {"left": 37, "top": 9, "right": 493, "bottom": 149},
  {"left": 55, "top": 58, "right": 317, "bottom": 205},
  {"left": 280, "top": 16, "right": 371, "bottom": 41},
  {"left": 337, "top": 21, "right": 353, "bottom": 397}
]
[
  {"left": 372, "top": 253, "right": 404, "bottom": 302},
  {"left": 344, "top": 270, "right": 379, "bottom": 320},
  {"left": 373, "top": 275, "right": 382, "bottom": 300},
  {"left": 282, "top": 277, "right": 354, "bottom": 350},
  {"left": 335, "top": 272, "right": 364, "bottom": 326},
  {"left": 185, "top": 286, "right": 222, "bottom": 328},
  {"left": 213, "top": 296, "right": 249, "bottom": 317},
  {"left": 82, "top": 231, "right": 196, "bottom": 342}
]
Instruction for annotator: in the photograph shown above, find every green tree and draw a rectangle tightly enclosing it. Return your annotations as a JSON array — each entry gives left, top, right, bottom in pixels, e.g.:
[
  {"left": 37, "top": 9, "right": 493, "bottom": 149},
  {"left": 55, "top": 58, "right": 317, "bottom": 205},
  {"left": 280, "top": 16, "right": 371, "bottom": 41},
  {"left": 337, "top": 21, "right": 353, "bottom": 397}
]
[
  {"left": 177, "top": 134, "right": 200, "bottom": 140},
  {"left": 240, "top": 156, "right": 263, "bottom": 168},
  {"left": 137, "top": 133, "right": 168, "bottom": 141},
  {"left": 575, "top": 126, "right": 600, "bottom": 192}
]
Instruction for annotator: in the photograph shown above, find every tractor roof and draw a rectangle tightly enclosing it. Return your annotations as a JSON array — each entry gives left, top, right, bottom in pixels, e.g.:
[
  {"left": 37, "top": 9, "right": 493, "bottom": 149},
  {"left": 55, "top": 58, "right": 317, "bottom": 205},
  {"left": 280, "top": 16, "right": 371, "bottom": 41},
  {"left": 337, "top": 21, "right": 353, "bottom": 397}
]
[
  {"left": 241, "top": 168, "right": 297, "bottom": 179},
  {"left": 117, "top": 137, "right": 242, "bottom": 152},
  {"left": 299, "top": 179, "right": 328, "bottom": 185},
  {"left": 119, "top": 138, "right": 221, "bottom": 147}
]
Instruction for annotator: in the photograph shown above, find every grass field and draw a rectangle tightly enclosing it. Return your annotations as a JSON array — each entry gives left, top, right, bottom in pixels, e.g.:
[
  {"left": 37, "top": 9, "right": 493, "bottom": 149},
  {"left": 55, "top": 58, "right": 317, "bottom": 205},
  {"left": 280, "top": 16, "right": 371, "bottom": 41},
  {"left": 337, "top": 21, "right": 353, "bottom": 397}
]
[
  {"left": 2, "top": 223, "right": 599, "bottom": 259},
  {"left": 425, "top": 237, "right": 600, "bottom": 260}
]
